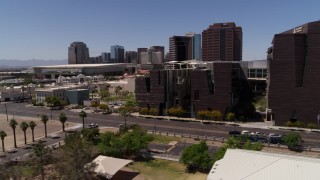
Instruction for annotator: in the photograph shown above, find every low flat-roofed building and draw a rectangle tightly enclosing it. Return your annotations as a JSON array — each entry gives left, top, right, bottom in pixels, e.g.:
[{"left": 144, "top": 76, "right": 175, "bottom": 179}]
[
  {"left": 207, "top": 149, "right": 320, "bottom": 180},
  {"left": 35, "top": 85, "right": 87, "bottom": 103},
  {"left": 31, "top": 63, "right": 135, "bottom": 78},
  {"left": 66, "top": 89, "right": 89, "bottom": 105}
]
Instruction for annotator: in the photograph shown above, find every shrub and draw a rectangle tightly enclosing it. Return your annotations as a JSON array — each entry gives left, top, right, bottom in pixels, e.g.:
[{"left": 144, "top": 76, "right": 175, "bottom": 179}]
[
  {"left": 197, "top": 110, "right": 212, "bottom": 120},
  {"left": 226, "top": 112, "right": 235, "bottom": 121},
  {"left": 296, "top": 121, "right": 304, "bottom": 128},
  {"left": 149, "top": 108, "right": 159, "bottom": 116},
  {"left": 139, "top": 107, "right": 149, "bottom": 115},
  {"left": 307, "top": 123, "right": 317, "bottom": 129},
  {"left": 167, "top": 106, "right": 186, "bottom": 117},
  {"left": 283, "top": 132, "right": 302, "bottom": 151},
  {"left": 211, "top": 110, "right": 222, "bottom": 121}
]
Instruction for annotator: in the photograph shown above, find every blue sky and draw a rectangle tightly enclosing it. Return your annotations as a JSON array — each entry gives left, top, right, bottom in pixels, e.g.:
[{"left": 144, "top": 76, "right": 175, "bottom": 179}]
[{"left": 0, "top": 0, "right": 319, "bottom": 61}]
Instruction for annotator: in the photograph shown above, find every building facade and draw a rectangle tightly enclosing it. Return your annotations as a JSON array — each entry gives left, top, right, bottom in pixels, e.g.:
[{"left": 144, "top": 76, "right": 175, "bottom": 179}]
[
  {"left": 139, "top": 47, "right": 164, "bottom": 64},
  {"left": 68, "top": 42, "right": 90, "bottom": 64},
  {"left": 267, "top": 20, "right": 320, "bottom": 126},
  {"left": 185, "top": 32, "right": 202, "bottom": 60},
  {"left": 169, "top": 36, "right": 192, "bottom": 61},
  {"left": 202, "top": 22, "right": 242, "bottom": 61},
  {"left": 125, "top": 51, "right": 138, "bottom": 64},
  {"left": 135, "top": 61, "right": 250, "bottom": 117},
  {"left": 110, "top": 45, "right": 125, "bottom": 63}
]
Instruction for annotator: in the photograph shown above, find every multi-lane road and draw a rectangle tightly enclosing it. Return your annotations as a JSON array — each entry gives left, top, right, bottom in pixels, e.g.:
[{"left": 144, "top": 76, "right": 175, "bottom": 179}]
[{"left": 1, "top": 102, "right": 320, "bottom": 149}]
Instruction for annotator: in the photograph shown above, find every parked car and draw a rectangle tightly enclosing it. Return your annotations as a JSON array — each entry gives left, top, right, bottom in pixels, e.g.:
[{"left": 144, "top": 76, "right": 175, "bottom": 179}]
[
  {"left": 88, "top": 123, "right": 99, "bottom": 129},
  {"left": 241, "top": 130, "right": 250, "bottom": 135},
  {"left": 229, "top": 130, "right": 241, "bottom": 136}
]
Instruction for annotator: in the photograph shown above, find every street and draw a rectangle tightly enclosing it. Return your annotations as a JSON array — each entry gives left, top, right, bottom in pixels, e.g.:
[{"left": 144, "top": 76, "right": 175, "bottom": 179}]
[{"left": 1, "top": 102, "right": 320, "bottom": 149}]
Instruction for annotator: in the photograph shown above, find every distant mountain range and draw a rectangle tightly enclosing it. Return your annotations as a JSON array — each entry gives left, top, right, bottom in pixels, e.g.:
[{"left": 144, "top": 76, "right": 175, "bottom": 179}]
[{"left": 0, "top": 59, "right": 67, "bottom": 68}]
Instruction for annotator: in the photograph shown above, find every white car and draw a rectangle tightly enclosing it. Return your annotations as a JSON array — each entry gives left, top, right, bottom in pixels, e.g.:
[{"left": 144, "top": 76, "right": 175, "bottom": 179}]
[{"left": 241, "top": 130, "right": 250, "bottom": 135}]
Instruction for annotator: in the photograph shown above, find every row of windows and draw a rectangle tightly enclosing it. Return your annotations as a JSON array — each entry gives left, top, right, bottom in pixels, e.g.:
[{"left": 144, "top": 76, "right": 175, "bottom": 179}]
[{"left": 248, "top": 69, "right": 267, "bottom": 78}]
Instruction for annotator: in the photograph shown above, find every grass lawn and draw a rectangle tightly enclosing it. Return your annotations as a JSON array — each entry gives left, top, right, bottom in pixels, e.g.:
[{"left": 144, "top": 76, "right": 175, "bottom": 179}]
[
  {"left": 151, "top": 134, "right": 181, "bottom": 144},
  {"left": 128, "top": 159, "right": 207, "bottom": 180}
]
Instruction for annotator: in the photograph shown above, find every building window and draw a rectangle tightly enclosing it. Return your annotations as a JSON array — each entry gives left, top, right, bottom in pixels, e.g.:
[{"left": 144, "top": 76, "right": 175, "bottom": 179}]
[{"left": 194, "top": 90, "right": 200, "bottom": 100}]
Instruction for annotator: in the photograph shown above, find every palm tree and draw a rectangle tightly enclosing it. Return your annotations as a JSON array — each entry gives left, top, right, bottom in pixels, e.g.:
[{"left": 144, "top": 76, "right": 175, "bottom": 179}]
[
  {"left": 29, "top": 121, "right": 37, "bottom": 142},
  {"left": 41, "top": 114, "right": 49, "bottom": 138},
  {"left": 115, "top": 86, "right": 122, "bottom": 96},
  {"left": 9, "top": 119, "right": 18, "bottom": 148},
  {"left": 0, "top": 131, "right": 7, "bottom": 152},
  {"left": 119, "top": 107, "right": 132, "bottom": 127},
  {"left": 79, "top": 111, "right": 87, "bottom": 129},
  {"left": 20, "top": 122, "right": 29, "bottom": 144},
  {"left": 59, "top": 112, "right": 68, "bottom": 132}
]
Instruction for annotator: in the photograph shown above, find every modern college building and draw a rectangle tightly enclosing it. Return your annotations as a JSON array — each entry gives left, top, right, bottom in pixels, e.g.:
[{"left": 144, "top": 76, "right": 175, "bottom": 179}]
[
  {"left": 267, "top": 20, "right": 320, "bottom": 126},
  {"left": 135, "top": 60, "right": 253, "bottom": 118}
]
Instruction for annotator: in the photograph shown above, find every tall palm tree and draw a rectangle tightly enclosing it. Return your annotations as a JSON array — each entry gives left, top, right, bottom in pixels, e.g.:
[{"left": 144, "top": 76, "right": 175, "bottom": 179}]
[
  {"left": 59, "top": 112, "right": 68, "bottom": 132},
  {"left": 41, "top": 114, "right": 49, "bottom": 138},
  {"left": 20, "top": 122, "right": 29, "bottom": 144},
  {"left": 0, "top": 131, "right": 7, "bottom": 152},
  {"left": 29, "top": 121, "right": 37, "bottom": 142},
  {"left": 9, "top": 119, "right": 18, "bottom": 148},
  {"left": 79, "top": 111, "right": 87, "bottom": 129}
]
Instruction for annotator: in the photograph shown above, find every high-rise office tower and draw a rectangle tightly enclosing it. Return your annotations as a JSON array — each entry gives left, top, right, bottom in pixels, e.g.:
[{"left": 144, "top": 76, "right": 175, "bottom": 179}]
[
  {"left": 101, "top": 52, "right": 111, "bottom": 63},
  {"left": 68, "top": 42, "right": 90, "bottom": 64},
  {"left": 202, "top": 22, "right": 242, "bottom": 61},
  {"left": 137, "top": 48, "right": 148, "bottom": 64},
  {"left": 267, "top": 20, "right": 320, "bottom": 126},
  {"left": 110, "top": 45, "right": 125, "bottom": 63},
  {"left": 139, "top": 47, "right": 164, "bottom": 64},
  {"left": 169, "top": 36, "right": 192, "bottom": 61},
  {"left": 125, "top": 51, "right": 138, "bottom": 63},
  {"left": 185, "top": 32, "right": 201, "bottom": 60},
  {"left": 138, "top": 46, "right": 164, "bottom": 64}
]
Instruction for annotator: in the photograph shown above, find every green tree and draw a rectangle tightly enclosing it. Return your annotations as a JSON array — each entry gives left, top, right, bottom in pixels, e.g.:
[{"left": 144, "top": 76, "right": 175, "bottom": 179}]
[
  {"left": 9, "top": 119, "right": 18, "bottom": 148},
  {"left": 115, "top": 86, "right": 122, "bottom": 96},
  {"left": 125, "top": 98, "right": 137, "bottom": 108},
  {"left": 99, "top": 103, "right": 109, "bottom": 113},
  {"left": 82, "top": 128, "right": 100, "bottom": 145},
  {"left": 41, "top": 114, "right": 49, "bottom": 138},
  {"left": 59, "top": 112, "right": 68, "bottom": 132},
  {"left": 283, "top": 132, "right": 302, "bottom": 151},
  {"left": 91, "top": 100, "right": 100, "bottom": 110},
  {"left": 79, "top": 110, "right": 87, "bottom": 130},
  {"left": 99, "top": 89, "right": 110, "bottom": 98},
  {"left": 29, "top": 141, "right": 53, "bottom": 180},
  {"left": 180, "top": 141, "right": 214, "bottom": 173},
  {"left": 55, "top": 132, "right": 97, "bottom": 179},
  {"left": 0, "top": 131, "right": 7, "bottom": 152},
  {"left": 45, "top": 96, "right": 62, "bottom": 109},
  {"left": 29, "top": 121, "right": 37, "bottom": 142},
  {"left": 98, "top": 125, "right": 153, "bottom": 158},
  {"left": 20, "top": 122, "right": 29, "bottom": 144},
  {"left": 119, "top": 106, "right": 133, "bottom": 127}
]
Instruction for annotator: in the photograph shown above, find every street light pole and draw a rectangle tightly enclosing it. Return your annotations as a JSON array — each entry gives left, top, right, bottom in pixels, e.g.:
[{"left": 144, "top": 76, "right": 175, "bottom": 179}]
[{"left": 317, "top": 114, "right": 320, "bottom": 130}]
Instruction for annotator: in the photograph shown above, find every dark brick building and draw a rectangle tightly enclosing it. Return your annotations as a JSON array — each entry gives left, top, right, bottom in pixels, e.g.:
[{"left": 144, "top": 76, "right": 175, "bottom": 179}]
[
  {"left": 136, "top": 61, "right": 251, "bottom": 117},
  {"left": 169, "top": 36, "right": 192, "bottom": 61},
  {"left": 267, "top": 20, "right": 320, "bottom": 126},
  {"left": 202, "top": 22, "right": 242, "bottom": 61}
]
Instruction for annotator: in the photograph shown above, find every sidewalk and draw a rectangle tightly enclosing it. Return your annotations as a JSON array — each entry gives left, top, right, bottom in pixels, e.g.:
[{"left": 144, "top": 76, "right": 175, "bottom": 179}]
[{"left": 131, "top": 112, "right": 320, "bottom": 133}]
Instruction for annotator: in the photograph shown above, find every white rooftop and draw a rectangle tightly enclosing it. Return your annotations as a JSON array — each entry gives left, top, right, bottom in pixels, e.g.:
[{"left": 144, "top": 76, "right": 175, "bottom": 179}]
[
  {"left": 207, "top": 149, "right": 320, "bottom": 180},
  {"left": 91, "top": 155, "right": 132, "bottom": 178}
]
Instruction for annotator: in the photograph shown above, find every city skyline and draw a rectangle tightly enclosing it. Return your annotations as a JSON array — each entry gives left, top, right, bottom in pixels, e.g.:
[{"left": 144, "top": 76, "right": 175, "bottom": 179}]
[{"left": 0, "top": 0, "right": 319, "bottom": 61}]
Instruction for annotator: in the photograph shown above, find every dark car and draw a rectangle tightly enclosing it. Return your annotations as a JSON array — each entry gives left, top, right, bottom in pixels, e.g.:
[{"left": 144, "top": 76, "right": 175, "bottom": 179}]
[{"left": 229, "top": 130, "right": 241, "bottom": 136}]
